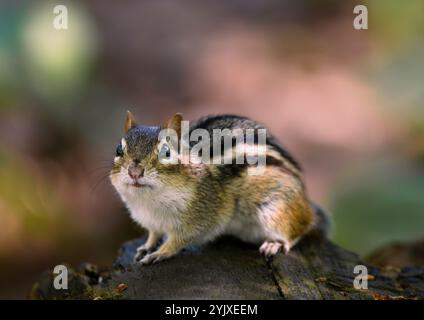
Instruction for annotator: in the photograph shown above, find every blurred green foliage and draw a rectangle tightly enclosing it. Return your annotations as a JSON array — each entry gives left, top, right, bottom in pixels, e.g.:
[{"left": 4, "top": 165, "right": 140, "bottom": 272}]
[
  {"left": 331, "top": 161, "right": 424, "bottom": 256},
  {"left": 368, "top": 0, "right": 424, "bottom": 50},
  {"left": 0, "top": 151, "right": 72, "bottom": 248},
  {"left": 0, "top": 0, "right": 423, "bottom": 298},
  {"left": 330, "top": 0, "right": 424, "bottom": 256},
  {"left": 21, "top": 3, "right": 97, "bottom": 107}
]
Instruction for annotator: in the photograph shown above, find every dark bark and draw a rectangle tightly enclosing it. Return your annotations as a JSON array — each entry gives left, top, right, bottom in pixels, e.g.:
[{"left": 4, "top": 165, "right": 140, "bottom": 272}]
[{"left": 30, "top": 234, "right": 424, "bottom": 300}]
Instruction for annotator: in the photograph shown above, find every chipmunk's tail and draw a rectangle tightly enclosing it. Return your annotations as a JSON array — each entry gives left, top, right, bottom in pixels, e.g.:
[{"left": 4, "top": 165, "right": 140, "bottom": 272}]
[{"left": 309, "top": 202, "right": 331, "bottom": 237}]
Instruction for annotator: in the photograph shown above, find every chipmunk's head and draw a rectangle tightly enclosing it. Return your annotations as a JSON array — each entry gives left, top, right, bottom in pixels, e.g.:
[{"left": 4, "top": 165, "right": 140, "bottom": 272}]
[{"left": 109, "top": 111, "right": 184, "bottom": 193}]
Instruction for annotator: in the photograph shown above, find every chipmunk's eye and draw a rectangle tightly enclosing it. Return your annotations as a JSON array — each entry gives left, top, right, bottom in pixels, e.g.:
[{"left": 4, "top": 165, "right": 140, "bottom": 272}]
[
  {"left": 159, "top": 143, "right": 171, "bottom": 158},
  {"left": 116, "top": 143, "right": 124, "bottom": 157}
]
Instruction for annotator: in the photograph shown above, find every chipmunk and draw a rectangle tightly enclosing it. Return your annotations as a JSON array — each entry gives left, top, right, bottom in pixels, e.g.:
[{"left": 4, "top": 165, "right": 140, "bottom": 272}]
[{"left": 110, "top": 111, "right": 329, "bottom": 265}]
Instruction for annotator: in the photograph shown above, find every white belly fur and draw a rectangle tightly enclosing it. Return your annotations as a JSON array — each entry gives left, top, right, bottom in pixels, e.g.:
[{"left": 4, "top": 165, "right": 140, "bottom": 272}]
[
  {"left": 119, "top": 185, "right": 192, "bottom": 234},
  {"left": 224, "top": 212, "right": 266, "bottom": 244}
]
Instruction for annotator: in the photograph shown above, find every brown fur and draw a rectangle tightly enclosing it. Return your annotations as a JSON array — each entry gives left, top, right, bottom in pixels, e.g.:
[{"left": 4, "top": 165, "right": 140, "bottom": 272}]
[{"left": 110, "top": 112, "right": 327, "bottom": 265}]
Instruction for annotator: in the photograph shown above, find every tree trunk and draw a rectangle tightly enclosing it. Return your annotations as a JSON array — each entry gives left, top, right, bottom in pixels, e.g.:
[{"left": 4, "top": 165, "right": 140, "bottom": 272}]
[{"left": 30, "top": 234, "right": 424, "bottom": 300}]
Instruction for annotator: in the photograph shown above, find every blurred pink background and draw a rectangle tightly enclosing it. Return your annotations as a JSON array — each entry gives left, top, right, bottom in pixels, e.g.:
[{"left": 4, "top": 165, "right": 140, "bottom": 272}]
[{"left": 0, "top": 0, "right": 423, "bottom": 298}]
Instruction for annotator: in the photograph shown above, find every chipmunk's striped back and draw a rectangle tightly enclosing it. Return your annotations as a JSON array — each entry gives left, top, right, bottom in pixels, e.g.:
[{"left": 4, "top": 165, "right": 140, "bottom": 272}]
[{"left": 190, "top": 114, "right": 302, "bottom": 176}]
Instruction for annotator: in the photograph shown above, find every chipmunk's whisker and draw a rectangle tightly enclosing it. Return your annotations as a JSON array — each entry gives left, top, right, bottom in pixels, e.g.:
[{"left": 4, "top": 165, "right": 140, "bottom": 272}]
[{"left": 89, "top": 172, "right": 112, "bottom": 195}]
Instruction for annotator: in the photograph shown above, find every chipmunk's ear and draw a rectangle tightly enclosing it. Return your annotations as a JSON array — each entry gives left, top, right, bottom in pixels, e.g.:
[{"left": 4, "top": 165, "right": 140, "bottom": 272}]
[
  {"left": 165, "top": 113, "right": 183, "bottom": 138},
  {"left": 124, "top": 110, "right": 137, "bottom": 133}
]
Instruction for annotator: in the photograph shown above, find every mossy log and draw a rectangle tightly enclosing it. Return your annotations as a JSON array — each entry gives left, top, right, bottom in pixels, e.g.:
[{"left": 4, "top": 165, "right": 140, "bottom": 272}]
[{"left": 31, "top": 233, "right": 424, "bottom": 300}]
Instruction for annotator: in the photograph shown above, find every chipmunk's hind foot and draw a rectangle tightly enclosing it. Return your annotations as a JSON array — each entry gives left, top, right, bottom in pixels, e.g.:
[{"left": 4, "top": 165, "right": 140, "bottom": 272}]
[{"left": 259, "top": 240, "right": 292, "bottom": 258}]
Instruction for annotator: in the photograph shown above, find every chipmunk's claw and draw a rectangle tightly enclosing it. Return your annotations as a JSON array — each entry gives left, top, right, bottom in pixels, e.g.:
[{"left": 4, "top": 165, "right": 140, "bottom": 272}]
[
  {"left": 138, "top": 252, "right": 170, "bottom": 265},
  {"left": 259, "top": 241, "right": 286, "bottom": 258},
  {"left": 133, "top": 245, "right": 152, "bottom": 263}
]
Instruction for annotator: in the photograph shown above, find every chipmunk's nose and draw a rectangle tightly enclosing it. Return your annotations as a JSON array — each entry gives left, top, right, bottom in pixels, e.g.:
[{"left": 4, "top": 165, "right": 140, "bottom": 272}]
[{"left": 128, "top": 164, "right": 144, "bottom": 180}]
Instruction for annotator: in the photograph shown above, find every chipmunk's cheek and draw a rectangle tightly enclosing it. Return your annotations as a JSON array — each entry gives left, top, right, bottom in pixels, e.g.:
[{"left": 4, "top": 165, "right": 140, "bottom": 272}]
[
  {"left": 110, "top": 167, "right": 129, "bottom": 188},
  {"left": 116, "top": 174, "right": 133, "bottom": 192},
  {"left": 109, "top": 174, "right": 123, "bottom": 191},
  {"left": 140, "top": 171, "right": 159, "bottom": 188},
  {"left": 121, "top": 173, "right": 134, "bottom": 185}
]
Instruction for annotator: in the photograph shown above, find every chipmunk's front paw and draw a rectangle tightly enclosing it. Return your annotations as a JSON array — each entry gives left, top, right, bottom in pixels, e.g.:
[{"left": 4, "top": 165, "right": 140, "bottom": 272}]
[
  {"left": 138, "top": 251, "right": 171, "bottom": 265},
  {"left": 133, "top": 245, "right": 152, "bottom": 263}
]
